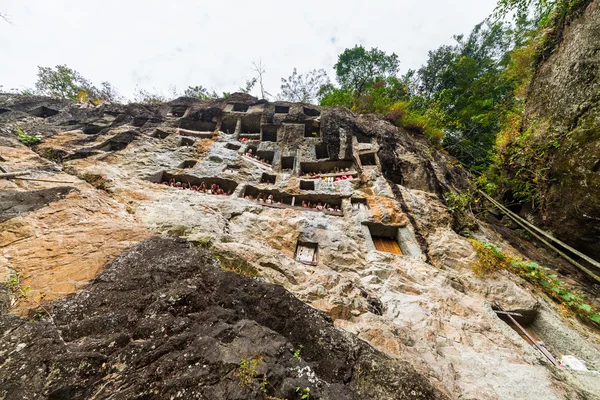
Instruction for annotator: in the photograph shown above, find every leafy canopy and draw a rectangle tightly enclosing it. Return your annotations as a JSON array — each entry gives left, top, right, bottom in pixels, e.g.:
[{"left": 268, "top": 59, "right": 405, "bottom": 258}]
[
  {"left": 34, "top": 65, "right": 121, "bottom": 103},
  {"left": 334, "top": 45, "right": 400, "bottom": 95}
]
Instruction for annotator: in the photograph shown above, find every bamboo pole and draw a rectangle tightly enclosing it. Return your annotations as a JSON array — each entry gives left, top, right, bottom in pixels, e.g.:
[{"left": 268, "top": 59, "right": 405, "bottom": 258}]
[
  {"left": 478, "top": 190, "right": 600, "bottom": 283},
  {"left": 0, "top": 171, "right": 30, "bottom": 179}
]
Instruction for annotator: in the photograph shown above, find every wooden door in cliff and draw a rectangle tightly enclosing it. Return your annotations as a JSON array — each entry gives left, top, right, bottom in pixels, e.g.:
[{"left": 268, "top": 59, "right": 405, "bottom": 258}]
[
  {"left": 296, "top": 243, "right": 317, "bottom": 265},
  {"left": 373, "top": 237, "right": 403, "bottom": 255}
]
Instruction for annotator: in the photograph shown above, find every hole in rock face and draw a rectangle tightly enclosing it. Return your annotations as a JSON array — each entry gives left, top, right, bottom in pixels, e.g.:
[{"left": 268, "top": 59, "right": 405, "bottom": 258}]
[
  {"left": 355, "top": 131, "right": 372, "bottom": 143},
  {"left": 179, "top": 119, "right": 217, "bottom": 132},
  {"left": 305, "top": 121, "right": 321, "bottom": 137},
  {"left": 300, "top": 180, "right": 315, "bottom": 190},
  {"left": 295, "top": 241, "right": 318, "bottom": 265},
  {"left": 301, "top": 160, "right": 355, "bottom": 175},
  {"left": 180, "top": 137, "right": 195, "bottom": 146},
  {"left": 231, "top": 103, "right": 249, "bottom": 112},
  {"left": 240, "top": 185, "right": 343, "bottom": 214},
  {"left": 260, "top": 173, "right": 276, "bottom": 184},
  {"left": 351, "top": 198, "right": 369, "bottom": 210},
  {"left": 28, "top": 106, "right": 59, "bottom": 118},
  {"left": 98, "top": 131, "right": 139, "bottom": 152},
  {"left": 491, "top": 306, "right": 568, "bottom": 367},
  {"left": 275, "top": 105, "right": 290, "bottom": 114},
  {"left": 221, "top": 116, "right": 238, "bottom": 134},
  {"left": 169, "top": 105, "right": 188, "bottom": 117},
  {"left": 241, "top": 115, "right": 261, "bottom": 134},
  {"left": 365, "top": 223, "right": 403, "bottom": 255},
  {"left": 151, "top": 129, "right": 170, "bottom": 139},
  {"left": 256, "top": 150, "right": 275, "bottom": 165},
  {"left": 224, "top": 164, "right": 241, "bottom": 172},
  {"left": 150, "top": 171, "right": 238, "bottom": 194},
  {"left": 225, "top": 143, "right": 241, "bottom": 151},
  {"left": 132, "top": 117, "right": 148, "bottom": 127},
  {"left": 315, "top": 143, "right": 329, "bottom": 160},
  {"left": 82, "top": 124, "right": 106, "bottom": 135},
  {"left": 360, "top": 153, "right": 377, "bottom": 166},
  {"left": 261, "top": 125, "right": 278, "bottom": 142},
  {"left": 244, "top": 145, "right": 258, "bottom": 157},
  {"left": 281, "top": 156, "right": 295, "bottom": 171},
  {"left": 0, "top": 108, "right": 11, "bottom": 115},
  {"left": 593, "top": 160, "right": 600, "bottom": 173},
  {"left": 303, "top": 107, "right": 320, "bottom": 117},
  {"left": 179, "top": 160, "right": 197, "bottom": 169}
]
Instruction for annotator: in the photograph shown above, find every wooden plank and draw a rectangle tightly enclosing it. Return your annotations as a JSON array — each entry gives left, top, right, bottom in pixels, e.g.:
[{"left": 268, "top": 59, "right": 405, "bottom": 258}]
[
  {"left": 0, "top": 171, "right": 30, "bottom": 179},
  {"left": 373, "top": 237, "right": 402, "bottom": 255}
]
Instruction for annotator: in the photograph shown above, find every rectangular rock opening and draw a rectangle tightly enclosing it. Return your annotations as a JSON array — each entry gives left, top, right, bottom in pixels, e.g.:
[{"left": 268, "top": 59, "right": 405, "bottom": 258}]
[
  {"left": 260, "top": 173, "right": 277, "bottom": 184},
  {"left": 305, "top": 122, "right": 321, "bottom": 137},
  {"left": 365, "top": 223, "right": 403, "bottom": 255},
  {"left": 360, "top": 152, "right": 377, "bottom": 166},
  {"left": 224, "top": 164, "right": 241, "bottom": 173},
  {"left": 256, "top": 150, "right": 275, "bottom": 165},
  {"left": 231, "top": 103, "right": 249, "bottom": 112},
  {"left": 261, "top": 124, "right": 278, "bottom": 142},
  {"left": 179, "top": 160, "right": 197, "bottom": 169},
  {"left": 28, "top": 106, "right": 59, "bottom": 118},
  {"left": 151, "top": 129, "right": 170, "bottom": 139},
  {"left": 355, "top": 132, "right": 372, "bottom": 144},
  {"left": 351, "top": 198, "right": 369, "bottom": 210},
  {"left": 241, "top": 114, "right": 262, "bottom": 134},
  {"left": 151, "top": 172, "right": 238, "bottom": 194},
  {"left": 180, "top": 137, "right": 195, "bottom": 147},
  {"left": 275, "top": 105, "right": 290, "bottom": 114},
  {"left": 241, "top": 186, "right": 344, "bottom": 215},
  {"left": 179, "top": 119, "right": 217, "bottom": 132},
  {"left": 245, "top": 145, "right": 258, "bottom": 157},
  {"left": 300, "top": 180, "right": 315, "bottom": 190},
  {"left": 301, "top": 160, "right": 354, "bottom": 174},
  {"left": 492, "top": 306, "right": 561, "bottom": 366},
  {"left": 303, "top": 107, "right": 320, "bottom": 117},
  {"left": 281, "top": 156, "right": 295, "bottom": 171},
  {"left": 225, "top": 143, "right": 241, "bottom": 151},
  {"left": 168, "top": 105, "right": 188, "bottom": 117},
  {"left": 221, "top": 116, "right": 238, "bottom": 134},
  {"left": 295, "top": 241, "right": 318, "bottom": 265},
  {"left": 315, "top": 143, "right": 329, "bottom": 159}
]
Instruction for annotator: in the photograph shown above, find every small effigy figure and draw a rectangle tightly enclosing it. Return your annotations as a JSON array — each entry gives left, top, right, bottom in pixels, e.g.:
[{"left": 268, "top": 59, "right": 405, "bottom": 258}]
[
  {"left": 302, "top": 201, "right": 308, "bottom": 208},
  {"left": 246, "top": 148, "right": 254, "bottom": 157},
  {"left": 316, "top": 201, "right": 324, "bottom": 211}
]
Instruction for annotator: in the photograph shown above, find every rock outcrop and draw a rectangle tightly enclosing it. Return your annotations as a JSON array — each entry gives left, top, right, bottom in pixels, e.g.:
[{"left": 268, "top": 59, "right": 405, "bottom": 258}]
[
  {"left": 503, "top": 0, "right": 600, "bottom": 259},
  {"left": 1, "top": 93, "right": 599, "bottom": 399},
  {"left": 0, "top": 237, "right": 445, "bottom": 400}
]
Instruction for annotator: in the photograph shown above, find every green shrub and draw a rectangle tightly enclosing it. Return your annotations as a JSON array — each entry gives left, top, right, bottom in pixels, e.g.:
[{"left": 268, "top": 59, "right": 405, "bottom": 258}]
[
  {"left": 14, "top": 126, "right": 41, "bottom": 146},
  {"left": 469, "top": 239, "right": 600, "bottom": 325}
]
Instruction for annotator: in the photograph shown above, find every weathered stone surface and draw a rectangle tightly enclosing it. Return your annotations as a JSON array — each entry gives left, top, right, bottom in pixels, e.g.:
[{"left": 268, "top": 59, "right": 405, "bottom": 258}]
[
  {"left": 0, "top": 237, "right": 446, "bottom": 400},
  {"left": 505, "top": 0, "right": 600, "bottom": 259},
  {"left": 1, "top": 93, "right": 599, "bottom": 399}
]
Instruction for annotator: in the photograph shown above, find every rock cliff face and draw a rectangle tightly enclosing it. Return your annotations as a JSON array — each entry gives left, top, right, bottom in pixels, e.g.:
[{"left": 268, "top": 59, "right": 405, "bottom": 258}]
[
  {"left": 510, "top": 0, "right": 600, "bottom": 259},
  {"left": 1, "top": 93, "right": 599, "bottom": 399}
]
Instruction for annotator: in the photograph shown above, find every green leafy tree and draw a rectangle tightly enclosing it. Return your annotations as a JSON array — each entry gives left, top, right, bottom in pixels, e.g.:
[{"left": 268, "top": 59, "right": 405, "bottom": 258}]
[
  {"left": 334, "top": 45, "right": 400, "bottom": 95},
  {"left": 279, "top": 68, "right": 330, "bottom": 104},
  {"left": 34, "top": 65, "right": 87, "bottom": 100},
  {"left": 34, "top": 65, "right": 121, "bottom": 103},
  {"left": 414, "top": 21, "right": 516, "bottom": 170}
]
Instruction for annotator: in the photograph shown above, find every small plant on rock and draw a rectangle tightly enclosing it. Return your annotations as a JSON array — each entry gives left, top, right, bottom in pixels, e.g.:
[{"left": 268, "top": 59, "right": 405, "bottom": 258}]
[{"left": 14, "top": 126, "right": 41, "bottom": 146}]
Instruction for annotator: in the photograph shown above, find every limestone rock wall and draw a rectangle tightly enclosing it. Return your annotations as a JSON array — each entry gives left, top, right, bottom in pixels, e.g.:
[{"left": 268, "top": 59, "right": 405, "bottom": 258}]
[{"left": 1, "top": 94, "right": 599, "bottom": 399}]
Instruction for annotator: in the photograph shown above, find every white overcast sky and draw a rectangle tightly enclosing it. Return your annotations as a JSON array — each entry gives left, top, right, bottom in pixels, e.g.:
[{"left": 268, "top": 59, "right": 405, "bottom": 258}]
[{"left": 0, "top": 0, "right": 498, "bottom": 100}]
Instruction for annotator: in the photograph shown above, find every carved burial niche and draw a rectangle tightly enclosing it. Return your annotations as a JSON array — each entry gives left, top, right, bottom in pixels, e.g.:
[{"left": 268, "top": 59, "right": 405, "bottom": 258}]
[{"left": 295, "top": 241, "right": 318, "bottom": 265}]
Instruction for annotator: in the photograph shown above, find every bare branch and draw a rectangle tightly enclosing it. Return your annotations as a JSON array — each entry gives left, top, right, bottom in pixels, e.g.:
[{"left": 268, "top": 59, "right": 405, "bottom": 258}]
[
  {"left": 0, "top": 12, "right": 12, "bottom": 24},
  {"left": 251, "top": 59, "right": 268, "bottom": 100}
]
